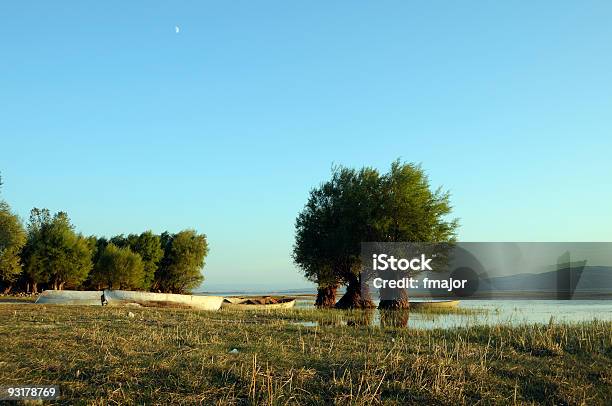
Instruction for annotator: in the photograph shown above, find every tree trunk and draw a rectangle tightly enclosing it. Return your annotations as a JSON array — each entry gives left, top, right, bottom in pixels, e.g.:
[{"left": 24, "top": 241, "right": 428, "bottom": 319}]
[
  {"left": 378, "top": 287, "right": 410, "bottom": 310},
  {"left": 378, "top": 270, "right": 410, "bottom": 326},
  {"left": 2, "top": 285, "right": 12, "bottom": 295},
  {"left": 335, "top": 274, "right": 375, "bottom": 309},
  {"left": 315, "top": 284, "right": 338, "bottom": 308},
  {"left": 59, "top": 282, "right": 65, "bottom": 290},
  {"left": 32, "top": 282, "right": 38, "bottom": 294},
  {"left": 378, "top": 269, "right": 410, "bottom": 310}
]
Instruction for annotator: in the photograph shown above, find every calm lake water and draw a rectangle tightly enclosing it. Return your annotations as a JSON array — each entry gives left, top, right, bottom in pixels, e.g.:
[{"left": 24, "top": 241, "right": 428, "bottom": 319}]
[
  {"left": 294, "top": 298, "right": 612, "bottom": 329},
  {"left": 7, "top": 290, "right": 609, "bottom": 330}
]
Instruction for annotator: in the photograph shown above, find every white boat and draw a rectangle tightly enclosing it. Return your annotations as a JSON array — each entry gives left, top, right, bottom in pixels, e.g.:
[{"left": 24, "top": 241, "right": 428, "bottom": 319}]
[
  {"left": 103, "top": 290, "right": 224, "bottom": 311},
  {"left": 409, "top": 299, "right": 460, "bottom": 309},
  {"left": 35, "top": 289, "right": 225, "bottom": 311},
  {"left": 221, "top": 297, "right": 297, "bottom": 310},
  {"left": 35, "top": 290, "right": 103, "bottom": 306}
]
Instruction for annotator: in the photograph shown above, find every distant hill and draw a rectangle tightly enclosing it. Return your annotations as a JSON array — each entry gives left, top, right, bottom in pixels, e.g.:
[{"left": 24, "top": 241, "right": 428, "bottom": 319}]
[{"left": 481, "top": 266, "right": 612, "bottom": 293}]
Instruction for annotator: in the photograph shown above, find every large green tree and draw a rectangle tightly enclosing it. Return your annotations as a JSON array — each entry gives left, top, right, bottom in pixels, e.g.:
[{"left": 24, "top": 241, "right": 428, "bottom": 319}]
[
  {"left": 22, "top": 209, "right": 93, "bottom": 291},
  {"left": 294, "top": 161, "right": 458, "bottom": 309},
  {"left": 90, "top": 243, "right": 145, "bottom": 290},
  {"left": 21, "top": 208, "right": 50, "bottom": 292},
  {"left": 155, "top": 230, "right": 208, "bottom": 293},
  {"left": 126, "top": 231, "right": 163, "bottom": 290},
  {"left": 293, "top": 183, "right": 339, "bottom": 307},
  {"left": 294, "top": 166, "right": 382, "bottom": 309},
  {"left": 0, "top": 201, "right": 26, "bottom": 292},
  {"left": 329, "top": 166, "right": 382, "bottom": 309},
  {"left": 87, "top": 232, "right": 162, "bottom": 291},
  {"left": 375, "top": 161, "right": 458, "bottom": 309}
]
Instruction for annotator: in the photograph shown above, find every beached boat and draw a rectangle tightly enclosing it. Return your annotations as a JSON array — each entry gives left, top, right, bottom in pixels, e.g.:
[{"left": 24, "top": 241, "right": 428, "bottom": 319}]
[
  {"left": 221, "top": 297, "right": 296, "bottom": 310},
  {"left": 35, "top": 290, "right": 103, "bottom": 306},
  {"left": 408, "top": 300, "right": 460, "bottom": 309},
  {"left": 223, "top": 297, "right": 246, "bottom": 304},
  {"left": 103, "top": 290, "right": 224, "bottom": 311},
  {"left": 35, "top": 290, "right": 224, "bottom": 310}
]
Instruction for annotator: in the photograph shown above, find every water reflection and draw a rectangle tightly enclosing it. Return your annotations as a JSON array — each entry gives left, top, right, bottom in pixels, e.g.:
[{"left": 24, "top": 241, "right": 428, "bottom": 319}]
[
  {"left": 346, "top": 308, "right": 375, "bottom": 326},
  {"left": 319, "top": 318, "right": 343, "bottom": 327},
  {"left": 379, "top": 309, "right": 410, "bottom": 327},
  {"left": 293, "top": 299, "right": 612, "bottom": 329},
  {"left": 332, "top": 309, "right": 411, "bottom": 328}
]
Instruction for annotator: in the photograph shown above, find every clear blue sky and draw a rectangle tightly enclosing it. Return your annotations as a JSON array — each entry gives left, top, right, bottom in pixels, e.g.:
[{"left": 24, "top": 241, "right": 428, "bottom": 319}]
[{"left": 1, "top": 1, "right": 611, "bottom": 290}]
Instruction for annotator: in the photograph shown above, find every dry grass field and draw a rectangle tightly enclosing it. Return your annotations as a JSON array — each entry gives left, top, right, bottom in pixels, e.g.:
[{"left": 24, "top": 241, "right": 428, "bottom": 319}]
[{"left": 0, "top": 304, "right": 610, "bottom": 405}]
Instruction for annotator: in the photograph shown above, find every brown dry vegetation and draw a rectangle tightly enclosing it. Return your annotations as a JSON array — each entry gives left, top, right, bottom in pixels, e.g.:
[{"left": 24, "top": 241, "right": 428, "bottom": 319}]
[{"left": 0, "top": 305, "right": 610, "bottom": 405}]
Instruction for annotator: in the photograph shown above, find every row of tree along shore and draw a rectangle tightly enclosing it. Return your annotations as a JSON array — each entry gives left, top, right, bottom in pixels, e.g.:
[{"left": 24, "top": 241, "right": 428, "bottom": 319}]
[
  {"left": 2, "top": 159, "right": 455, "bottom": 302},
  {"left": 293, "top": 160, "right": 458, "bottom": 310},
  {"left": 0, "top": 176, "right": 208, "bottom": 294}
]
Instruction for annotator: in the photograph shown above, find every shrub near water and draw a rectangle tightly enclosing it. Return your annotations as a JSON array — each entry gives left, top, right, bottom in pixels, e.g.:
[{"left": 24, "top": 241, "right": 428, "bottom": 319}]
[{"left": 0, "top": 305, "right": 610, "bottom": 405}]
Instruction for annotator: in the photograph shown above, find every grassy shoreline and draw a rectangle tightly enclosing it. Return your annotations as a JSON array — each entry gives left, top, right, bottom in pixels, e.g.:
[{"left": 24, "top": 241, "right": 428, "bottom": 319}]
[{"left": 0, "top": 305, "right": 610, "bottom": 405}]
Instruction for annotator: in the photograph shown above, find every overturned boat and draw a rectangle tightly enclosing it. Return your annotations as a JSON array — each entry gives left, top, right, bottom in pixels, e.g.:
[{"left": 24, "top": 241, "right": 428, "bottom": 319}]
[
  {"left": 35, "top": 290, "right": 103, "bottom": 306},
  {"left": 35, "top": 289, "right": 224, "bottom": 311},
  {"left": 222, "top": 297, "right": 296, "bottom": 310},
  {"left": 103, "top": 290, "right": 224, "bottom": 311},
  {"left": 408, "top": 299, "right": 460, "bottom": 309}
]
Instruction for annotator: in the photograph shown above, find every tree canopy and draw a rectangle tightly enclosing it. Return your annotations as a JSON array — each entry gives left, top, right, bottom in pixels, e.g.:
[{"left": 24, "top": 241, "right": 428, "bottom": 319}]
[
  {"left": 22, "top": 209, "right": 93, "bottom": 291},
  {"left": 156, "top": 230, "right": 208, "bottom": 294},
  {"left": 91, "top": 243, "right": 145, "bottom": 290},
  {"left": 0, "top": 201, "right": 26, "bottom": 290},
  {"left": 294, "top": 160, "right": 458, "bottom": 308},
  {"left": 0, "top": 174, "right": 209, "bottom": 294},
  {"left": 125, "top": 231, "right": 163, "bottom": 290}
]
